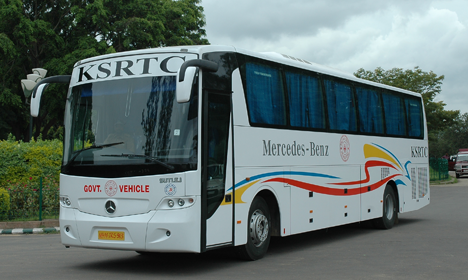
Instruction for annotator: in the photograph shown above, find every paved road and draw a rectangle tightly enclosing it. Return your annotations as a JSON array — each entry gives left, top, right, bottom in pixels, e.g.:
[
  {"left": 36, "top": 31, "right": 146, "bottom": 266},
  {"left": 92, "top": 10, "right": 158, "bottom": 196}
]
[{"left": 1, "top": 180, "right": 468, "bottom": 280}]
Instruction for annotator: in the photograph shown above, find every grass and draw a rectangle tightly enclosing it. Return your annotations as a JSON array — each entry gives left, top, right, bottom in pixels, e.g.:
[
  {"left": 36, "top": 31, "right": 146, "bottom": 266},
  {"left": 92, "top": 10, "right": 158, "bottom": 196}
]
[{"left": 430, "top": 174, "right": 457, "bottom": 185}]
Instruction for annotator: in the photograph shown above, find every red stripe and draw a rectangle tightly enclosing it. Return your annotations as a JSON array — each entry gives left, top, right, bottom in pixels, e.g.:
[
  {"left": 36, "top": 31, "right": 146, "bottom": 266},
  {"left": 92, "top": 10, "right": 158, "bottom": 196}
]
[
  {"left": 331, "top": 160, "right": 398, "bottom": 186},
  {"left": 264, "top": 174, "right": 399, "bottom": 196}
]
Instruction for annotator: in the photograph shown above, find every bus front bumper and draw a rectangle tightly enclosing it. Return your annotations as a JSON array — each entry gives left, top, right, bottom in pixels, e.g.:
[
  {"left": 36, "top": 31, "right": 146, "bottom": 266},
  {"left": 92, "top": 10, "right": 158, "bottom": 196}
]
[{"left": 60, "top": 206, "right": 201, "bottom": 253}]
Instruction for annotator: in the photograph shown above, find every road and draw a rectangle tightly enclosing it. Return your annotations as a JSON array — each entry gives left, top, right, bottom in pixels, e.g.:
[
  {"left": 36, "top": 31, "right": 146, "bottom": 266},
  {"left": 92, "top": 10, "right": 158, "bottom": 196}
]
[{"left": 1, "top": 179, "right": 468, "bottom": 280}]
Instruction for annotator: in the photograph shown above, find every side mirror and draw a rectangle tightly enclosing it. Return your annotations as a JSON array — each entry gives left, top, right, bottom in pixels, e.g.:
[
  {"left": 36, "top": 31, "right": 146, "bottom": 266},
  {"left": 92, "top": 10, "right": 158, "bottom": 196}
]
[
  {"left": 175, "top": 59, "right": 218, "bottom": 103},
  {"left": 176, "top": 67, "right": 197, "bottom": 103},
  {"left": 31, "top": 83, "right": 48, "bottom": 117},
  {"left": 28, "top": 75, "right": 71, "bottom": 117}
]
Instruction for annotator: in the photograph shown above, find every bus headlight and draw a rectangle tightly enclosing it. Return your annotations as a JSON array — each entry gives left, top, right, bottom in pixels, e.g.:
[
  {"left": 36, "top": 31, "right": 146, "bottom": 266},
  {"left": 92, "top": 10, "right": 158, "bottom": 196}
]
[
  {"left": 60, "top": 196, "right": 72, "bottom": 207},
  {"left": 158, "top": 197, "right": 196, "bottom": 210}
]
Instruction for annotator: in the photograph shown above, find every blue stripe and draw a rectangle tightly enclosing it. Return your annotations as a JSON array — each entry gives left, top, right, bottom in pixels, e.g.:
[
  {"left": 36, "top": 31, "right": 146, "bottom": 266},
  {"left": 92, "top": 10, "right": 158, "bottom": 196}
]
[
  {"left": 373, "top": 143, "right": 404, "bottom": 169},
  {"left": 394, "top": 179, "right": 406, "bottom": 186},
  {"left": 227, "top": 171, "right": 339, "bottom": 192}
]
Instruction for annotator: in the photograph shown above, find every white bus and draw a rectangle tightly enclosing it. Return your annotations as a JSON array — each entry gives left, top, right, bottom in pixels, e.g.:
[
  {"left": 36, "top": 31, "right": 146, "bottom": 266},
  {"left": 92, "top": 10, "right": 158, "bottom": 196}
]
[{"left": 31, "top": 45, "right": 429, "bottom": 260}]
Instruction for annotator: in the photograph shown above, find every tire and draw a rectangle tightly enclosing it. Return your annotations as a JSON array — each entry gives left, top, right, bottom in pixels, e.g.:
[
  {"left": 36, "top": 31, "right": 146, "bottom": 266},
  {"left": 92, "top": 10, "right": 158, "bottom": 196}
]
[
  {"left": 456, "top": 173, "right": 460, "bottom": 178},
  {"left": 373, "top": 184, "right": 398, "bottom": 229},
  {"left": 237, "top": 196, "right": 271, "bottom": 261}
]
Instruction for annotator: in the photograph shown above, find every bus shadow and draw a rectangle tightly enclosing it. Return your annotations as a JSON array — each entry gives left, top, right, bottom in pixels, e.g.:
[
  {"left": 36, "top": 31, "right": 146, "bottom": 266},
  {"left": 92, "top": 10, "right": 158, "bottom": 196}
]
[
  {"left": 75, "top": 219, "right": 423, "bottom": 275},
  {"left": 266, "top": 218, "right": 424, "bottom": 258}
]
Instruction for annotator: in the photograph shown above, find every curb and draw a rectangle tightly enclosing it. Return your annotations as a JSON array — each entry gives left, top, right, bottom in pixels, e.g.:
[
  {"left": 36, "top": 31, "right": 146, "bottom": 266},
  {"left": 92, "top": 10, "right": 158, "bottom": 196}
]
[{"left": 0, "top": 227, "right": 60, "bottom": 235}]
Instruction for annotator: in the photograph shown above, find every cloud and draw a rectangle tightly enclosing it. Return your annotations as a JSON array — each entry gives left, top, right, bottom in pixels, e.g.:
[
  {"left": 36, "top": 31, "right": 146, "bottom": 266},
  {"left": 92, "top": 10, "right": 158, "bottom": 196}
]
[{"left": 203, "top": 0, "right": 468, "bottom": 113}]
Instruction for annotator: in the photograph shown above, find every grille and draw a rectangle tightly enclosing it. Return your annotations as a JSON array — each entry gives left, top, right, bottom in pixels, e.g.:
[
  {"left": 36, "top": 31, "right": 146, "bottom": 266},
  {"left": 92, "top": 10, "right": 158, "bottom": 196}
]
[
  {"left": 418, "top": 167, "right": 428, "bottom": 198},
  {"left": 381, "top": 168, "right": 389, "bottom": 180}
]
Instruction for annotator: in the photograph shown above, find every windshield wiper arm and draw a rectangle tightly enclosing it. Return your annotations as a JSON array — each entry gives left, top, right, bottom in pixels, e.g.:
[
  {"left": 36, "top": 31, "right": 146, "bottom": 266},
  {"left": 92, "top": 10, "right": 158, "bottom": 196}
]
[
  {"left": 69, "top": 142, "right": 124, "bottom": 163},
  {"left": 100, "top": 153, "right": 175, "bottom": 170}
]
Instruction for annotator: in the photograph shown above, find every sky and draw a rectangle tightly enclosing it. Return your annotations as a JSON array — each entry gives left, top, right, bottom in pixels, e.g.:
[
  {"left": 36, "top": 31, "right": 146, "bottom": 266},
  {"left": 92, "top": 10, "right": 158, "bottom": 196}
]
[{"left": 202, "top": 0, "right": 468, "bottom": 114}]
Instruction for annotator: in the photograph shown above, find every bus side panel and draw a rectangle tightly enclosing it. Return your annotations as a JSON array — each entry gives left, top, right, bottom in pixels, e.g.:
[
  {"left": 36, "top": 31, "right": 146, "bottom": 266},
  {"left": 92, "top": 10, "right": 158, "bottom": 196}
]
[
  {"left": 359, "top": 164, "right": 385, "bottom": 222},
  {"left": 289, "top": 166, "right": 361, "bottom": 235}
]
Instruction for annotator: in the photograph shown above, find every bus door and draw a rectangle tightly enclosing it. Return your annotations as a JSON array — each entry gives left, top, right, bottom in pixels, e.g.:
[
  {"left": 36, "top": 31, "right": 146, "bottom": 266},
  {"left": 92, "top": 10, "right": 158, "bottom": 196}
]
[{"left": 203, "top": 90, "right": 233, "bottom": 250}]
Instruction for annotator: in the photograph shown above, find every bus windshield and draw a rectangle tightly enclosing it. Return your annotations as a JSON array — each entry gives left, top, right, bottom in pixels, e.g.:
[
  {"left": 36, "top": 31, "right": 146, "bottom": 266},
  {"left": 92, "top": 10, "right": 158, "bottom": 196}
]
[{"left": 62, "top": 76, "right": 198, "bottom": 178}]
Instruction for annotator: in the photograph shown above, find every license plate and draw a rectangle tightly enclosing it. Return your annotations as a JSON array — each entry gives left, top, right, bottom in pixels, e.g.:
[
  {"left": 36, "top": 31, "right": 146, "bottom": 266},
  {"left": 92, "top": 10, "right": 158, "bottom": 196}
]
[{"left": 98, "top": 231, "right": 125, "bottom": 241}]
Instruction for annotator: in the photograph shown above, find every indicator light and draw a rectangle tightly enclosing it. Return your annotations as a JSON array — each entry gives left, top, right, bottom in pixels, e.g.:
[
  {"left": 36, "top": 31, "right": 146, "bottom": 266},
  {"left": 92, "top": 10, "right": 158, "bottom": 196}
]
[
  {"left": 61, "top": 196, "right": 72, "bottom": 207},
  {"left": 178, "top": 198, "right": 185, "bottom": 206}
]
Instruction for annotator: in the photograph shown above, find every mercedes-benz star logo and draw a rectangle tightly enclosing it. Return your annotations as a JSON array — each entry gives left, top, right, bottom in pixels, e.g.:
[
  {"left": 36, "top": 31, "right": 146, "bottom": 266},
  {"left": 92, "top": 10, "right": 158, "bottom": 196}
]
[{"left": 105, "top": 200, "right": 116, "bottom": 214}]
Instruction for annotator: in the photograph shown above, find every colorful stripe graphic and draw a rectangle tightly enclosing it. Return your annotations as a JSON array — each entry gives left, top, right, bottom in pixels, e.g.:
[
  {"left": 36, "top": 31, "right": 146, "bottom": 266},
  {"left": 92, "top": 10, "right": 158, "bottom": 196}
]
[{"left": 223, "top": 143, "right": 410, "bottom": 204}]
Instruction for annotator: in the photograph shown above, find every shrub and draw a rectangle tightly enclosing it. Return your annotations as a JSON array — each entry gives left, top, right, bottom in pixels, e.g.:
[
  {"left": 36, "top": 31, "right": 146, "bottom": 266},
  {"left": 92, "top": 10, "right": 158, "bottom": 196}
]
[
  {"left": 0, "top": 187, "right": 10, "bottom": 220},
  {"left": 0, "top": 136, "right": 62, "bottom": 186},
  {"left": 0, "top": 136, "right": 61, "bottom": 221}
]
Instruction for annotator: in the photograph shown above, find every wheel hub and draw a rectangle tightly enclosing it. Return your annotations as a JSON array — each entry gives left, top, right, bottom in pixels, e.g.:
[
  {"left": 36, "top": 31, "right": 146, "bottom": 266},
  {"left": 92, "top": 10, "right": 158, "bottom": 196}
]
[{"left": 249, "top": 209, "right": 269, "bottom": 247}]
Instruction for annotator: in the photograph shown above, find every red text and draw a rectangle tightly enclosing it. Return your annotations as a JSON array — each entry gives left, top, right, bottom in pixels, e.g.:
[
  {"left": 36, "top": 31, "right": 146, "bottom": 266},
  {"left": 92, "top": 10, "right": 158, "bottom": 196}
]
[
  {"left": 84, "top": 185, "right": 101, "bottom": 192},
  {"left": 119, "top": 185, "right": 150, "bottom": 193}
]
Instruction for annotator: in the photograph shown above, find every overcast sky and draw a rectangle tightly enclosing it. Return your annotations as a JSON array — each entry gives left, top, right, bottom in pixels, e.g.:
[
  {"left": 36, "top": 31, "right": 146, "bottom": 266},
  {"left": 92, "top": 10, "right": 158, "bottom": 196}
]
[{"left": 202, "top": 0, "right": 468, "bottom": 114}]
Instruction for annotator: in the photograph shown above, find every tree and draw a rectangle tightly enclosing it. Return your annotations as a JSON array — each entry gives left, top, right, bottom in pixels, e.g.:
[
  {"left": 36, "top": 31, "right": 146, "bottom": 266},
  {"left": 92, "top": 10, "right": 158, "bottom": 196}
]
[
  {"left": 0, "top": 0, "right": 209, "bottom": 141},
  {"left": 429, "top": 113, "right": 468, "bottom": 157},
  {"left": 354, "top": 66, "right": 459, "bottom": 140}
]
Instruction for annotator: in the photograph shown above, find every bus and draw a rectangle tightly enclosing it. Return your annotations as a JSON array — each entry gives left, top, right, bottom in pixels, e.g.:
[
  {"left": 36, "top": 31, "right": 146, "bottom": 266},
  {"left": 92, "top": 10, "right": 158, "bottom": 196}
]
[{"left": 30, "top": 45, "right": 429, "bottom": 260}]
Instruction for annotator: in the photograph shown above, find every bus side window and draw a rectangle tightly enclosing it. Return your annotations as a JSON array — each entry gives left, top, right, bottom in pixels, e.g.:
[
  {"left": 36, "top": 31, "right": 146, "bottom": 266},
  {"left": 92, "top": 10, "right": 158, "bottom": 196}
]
[
  {"left": 244, "top": 62, "right": 286, "bottom": 126},
  {"left": 405, "top": 97, "right": 423, "bottom": 138},
  {"left": 324, "top": 79, "right": 357, "bottom": 132},
  {"left": 355, "top": 86, "right": 384, "bottom": 134},
  {"left": 382, "top": 91, "right": 406, "bottom": 137},
  {"left": 285, "top": 71, "right": 325, "bottom": 129}
]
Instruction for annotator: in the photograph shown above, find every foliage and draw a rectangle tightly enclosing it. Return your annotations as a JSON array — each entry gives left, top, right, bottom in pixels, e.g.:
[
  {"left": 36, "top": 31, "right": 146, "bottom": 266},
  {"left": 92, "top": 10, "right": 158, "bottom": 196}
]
[
  {"left": 430, "top": 113, "right": 468, "bottom": 157},
  {"left": 4, "top": 176, "right": 59, "bottom": 221},
  {"left": 354, "top": 66, "right": 460, "bottom": 139},
  {"left": 0, "top": 0, "right": 209, "bottom": 141},
  {"left": 0, "top": 137, "right": 61, "bottom": 221},
  {"left": 0, "top": 136, "right": 62, "bottom": 186},
  {"left": 0, "top": 187, "right": 10, "bottom": 220}
]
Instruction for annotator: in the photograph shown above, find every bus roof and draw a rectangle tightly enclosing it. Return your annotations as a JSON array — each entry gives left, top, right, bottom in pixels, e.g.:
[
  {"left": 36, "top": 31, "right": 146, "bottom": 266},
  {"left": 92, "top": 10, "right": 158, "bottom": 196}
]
[{"left": 74, "top": 45, "right": 422, "bottom": 98}]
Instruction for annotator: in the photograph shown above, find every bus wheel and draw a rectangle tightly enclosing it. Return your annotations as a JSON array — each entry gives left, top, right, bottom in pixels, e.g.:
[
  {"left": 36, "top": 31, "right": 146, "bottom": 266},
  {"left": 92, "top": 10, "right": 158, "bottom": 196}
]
[
  {"left": 238, "top": 196, "right": 271, "bottom": 261},
  {"left": 373, "top": 184, "right": 397, "bottom": 229}
]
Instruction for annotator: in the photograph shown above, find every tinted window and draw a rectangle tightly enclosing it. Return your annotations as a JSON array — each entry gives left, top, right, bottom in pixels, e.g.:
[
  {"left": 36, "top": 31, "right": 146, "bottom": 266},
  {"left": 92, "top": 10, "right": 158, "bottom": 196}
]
[
  {"left": 285, "top": 71, "right": 325, "bottom": 129},
  {"left": 405, "top": 97, "right": 423, "bottom": 137},
  {"left": 244, "top": 63, "right": 286, "bottom": 126},
  {"left": 382, "top": 91, "right": 406, "bottom": 136},
  {"left": 355, "top": 86, "right": 384, "bottom": 134},
  {"left": 324, "top": 79, "right": 357, "bottom": 132}
]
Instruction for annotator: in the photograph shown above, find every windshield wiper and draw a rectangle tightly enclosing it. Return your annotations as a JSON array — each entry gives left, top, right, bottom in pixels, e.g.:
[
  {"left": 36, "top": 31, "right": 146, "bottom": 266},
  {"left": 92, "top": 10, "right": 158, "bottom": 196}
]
[
  {"left": 100, "top": 153, "right": 175, "bottom": 170},
  {"left": 69, "top": 142, "right": 124, "bottom": 163}
]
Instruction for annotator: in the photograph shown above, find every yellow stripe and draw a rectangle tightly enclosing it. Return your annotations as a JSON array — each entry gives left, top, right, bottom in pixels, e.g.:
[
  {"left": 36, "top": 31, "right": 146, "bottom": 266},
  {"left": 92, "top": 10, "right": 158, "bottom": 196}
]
[
  {"left": 220, "top": 179, "right": 260, "bottom": 205},
  {"left": 364, "top": 144, "right": 401, "bottom": 170}
]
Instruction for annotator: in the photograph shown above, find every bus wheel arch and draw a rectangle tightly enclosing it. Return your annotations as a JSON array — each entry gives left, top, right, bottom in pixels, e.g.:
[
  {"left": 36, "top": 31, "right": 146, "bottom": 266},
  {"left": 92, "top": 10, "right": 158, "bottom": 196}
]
[
  {"left": 257, "top": 189, "right": 280, "bottom": 237},
  {"left": 237, "top": 189, "right": 279, "bottom": 260},
  {"left": 373, "top": 181, "right": 399, "bottom": 229}
]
